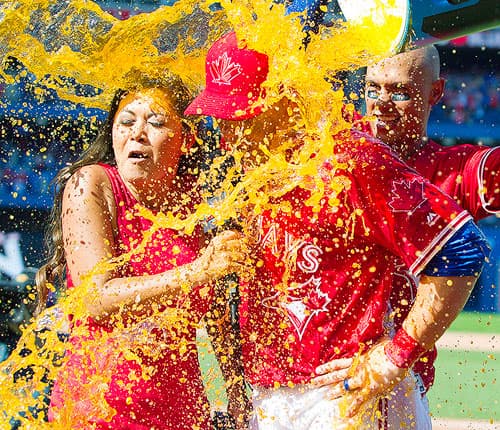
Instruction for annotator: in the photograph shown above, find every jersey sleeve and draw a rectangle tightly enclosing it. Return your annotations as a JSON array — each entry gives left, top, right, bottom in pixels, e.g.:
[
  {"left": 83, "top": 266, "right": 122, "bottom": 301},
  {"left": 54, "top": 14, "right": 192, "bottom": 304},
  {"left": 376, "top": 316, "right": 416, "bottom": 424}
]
[
  {"left": 463, "top": 146, "right": 500, "bottom": 219},
  {"left": 342, "top": 131, "right": 472, "bottom": 277}
]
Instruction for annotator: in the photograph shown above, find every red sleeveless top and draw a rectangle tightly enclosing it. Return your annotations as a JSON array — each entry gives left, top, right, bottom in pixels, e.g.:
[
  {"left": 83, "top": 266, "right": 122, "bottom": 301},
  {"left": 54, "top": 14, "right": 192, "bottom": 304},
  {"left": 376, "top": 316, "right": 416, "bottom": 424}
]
[{"left": 50, "top": 163, "right": 212, "bottom": 429}]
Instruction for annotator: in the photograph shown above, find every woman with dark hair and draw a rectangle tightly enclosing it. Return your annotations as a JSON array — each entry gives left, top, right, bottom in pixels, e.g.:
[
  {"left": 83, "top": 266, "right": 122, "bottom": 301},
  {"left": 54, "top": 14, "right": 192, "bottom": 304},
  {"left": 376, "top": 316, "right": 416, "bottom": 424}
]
[{"left": 35, "top": 72, "right": 248, "bottom": 429}]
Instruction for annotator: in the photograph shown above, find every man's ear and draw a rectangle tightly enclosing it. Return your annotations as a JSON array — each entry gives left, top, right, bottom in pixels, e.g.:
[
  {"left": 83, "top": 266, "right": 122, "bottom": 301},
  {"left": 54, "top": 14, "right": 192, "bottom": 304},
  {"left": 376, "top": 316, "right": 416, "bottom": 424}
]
[{"left": 429, "top": 77, "right": 445, "bottom": 106}]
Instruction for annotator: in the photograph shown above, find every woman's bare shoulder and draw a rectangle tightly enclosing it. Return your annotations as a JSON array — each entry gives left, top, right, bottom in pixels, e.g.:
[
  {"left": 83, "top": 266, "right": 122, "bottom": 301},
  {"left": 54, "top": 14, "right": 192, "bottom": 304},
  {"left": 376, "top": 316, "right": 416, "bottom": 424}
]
[{"left": 63, "top": 164, "right": 114, "bottom": 207}]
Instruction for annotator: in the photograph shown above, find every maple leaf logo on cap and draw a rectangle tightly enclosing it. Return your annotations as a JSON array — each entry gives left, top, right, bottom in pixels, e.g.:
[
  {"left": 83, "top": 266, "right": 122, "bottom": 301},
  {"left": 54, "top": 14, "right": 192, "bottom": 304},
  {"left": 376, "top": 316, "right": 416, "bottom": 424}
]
[
  {"left": 210, "top": 52, "right": 242, "bottom": 85},
  {"left": 184, "top": 31, "right": 269, "bottom": 120}
]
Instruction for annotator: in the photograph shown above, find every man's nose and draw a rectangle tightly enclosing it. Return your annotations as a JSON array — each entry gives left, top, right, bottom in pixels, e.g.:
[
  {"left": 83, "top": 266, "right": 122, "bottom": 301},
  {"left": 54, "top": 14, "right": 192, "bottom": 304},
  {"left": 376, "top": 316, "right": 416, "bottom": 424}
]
[
  {"left": 373, "top": 90, "right": 397, "bottom": 115},
  {"left": 375, "top": 89, "right": 393, "bottom": 105}
]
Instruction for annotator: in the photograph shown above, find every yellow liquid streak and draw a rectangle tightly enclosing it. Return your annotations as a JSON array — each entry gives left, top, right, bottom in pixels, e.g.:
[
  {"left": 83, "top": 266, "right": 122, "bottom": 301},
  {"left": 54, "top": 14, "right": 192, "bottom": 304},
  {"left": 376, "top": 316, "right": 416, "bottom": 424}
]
[
  {"left": 0, "top": 0, "right": 405, "bottom": 427},
  {"left": 0, "top": 0, "right": 230, "bottom": 108}
]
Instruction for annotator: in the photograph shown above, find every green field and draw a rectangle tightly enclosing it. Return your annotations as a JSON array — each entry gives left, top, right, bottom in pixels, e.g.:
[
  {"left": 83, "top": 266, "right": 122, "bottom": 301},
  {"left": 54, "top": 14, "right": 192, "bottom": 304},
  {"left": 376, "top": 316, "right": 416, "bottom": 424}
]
[
  {"left": 197, "top": 334, "right": 229, "bottom": 409},
  {"left": 447, "top": 311, "right": 500, "bottom": 334},
  {"left": 429, "top": 311, "right": 499, "bottom": 421},
  {"left": 429, "top": 349, "right": 498, "bottom": 421},
  {"left": 199, "top": 311, "right": 500, "bottom": 421}
]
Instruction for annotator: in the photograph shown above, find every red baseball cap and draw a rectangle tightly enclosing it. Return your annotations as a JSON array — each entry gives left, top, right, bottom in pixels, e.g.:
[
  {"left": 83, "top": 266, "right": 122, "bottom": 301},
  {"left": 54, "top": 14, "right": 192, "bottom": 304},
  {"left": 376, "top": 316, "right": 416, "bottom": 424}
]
[{"left": 184, "top": 31, "right": 269, "bottom": 120}]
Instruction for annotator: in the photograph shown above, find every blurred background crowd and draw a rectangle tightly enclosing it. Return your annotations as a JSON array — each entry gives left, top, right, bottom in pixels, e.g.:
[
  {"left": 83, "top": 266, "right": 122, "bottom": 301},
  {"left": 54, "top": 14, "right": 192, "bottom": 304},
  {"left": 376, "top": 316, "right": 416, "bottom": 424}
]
[{"left": 436, "top": 71, "right": 498, "bottom": 126}]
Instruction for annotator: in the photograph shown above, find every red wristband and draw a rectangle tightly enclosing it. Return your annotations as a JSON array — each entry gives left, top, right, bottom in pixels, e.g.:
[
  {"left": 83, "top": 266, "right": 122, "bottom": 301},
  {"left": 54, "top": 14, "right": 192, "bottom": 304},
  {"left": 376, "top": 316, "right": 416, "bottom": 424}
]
[{"left": 384, "top": 328, "right": 427, "bottom": 369}]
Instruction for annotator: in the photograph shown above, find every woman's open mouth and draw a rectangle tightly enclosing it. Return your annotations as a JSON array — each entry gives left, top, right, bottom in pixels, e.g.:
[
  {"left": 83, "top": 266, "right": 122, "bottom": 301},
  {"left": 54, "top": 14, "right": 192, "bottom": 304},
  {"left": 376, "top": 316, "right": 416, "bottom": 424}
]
[{"left": 128, "top": 150, "right": 149, "bottom": 160}]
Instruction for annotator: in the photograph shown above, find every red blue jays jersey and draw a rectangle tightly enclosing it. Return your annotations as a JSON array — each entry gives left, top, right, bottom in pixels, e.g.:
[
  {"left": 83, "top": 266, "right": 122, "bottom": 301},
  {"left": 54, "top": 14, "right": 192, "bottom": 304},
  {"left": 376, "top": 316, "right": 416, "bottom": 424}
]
[
  {"left": 239, "top": 130, "right": 471, "bottom": 387},
  {"left": 391, "top": 140, "right": 500, "bottom": 390},
  {"left": 410, "top": 140, "right": 500, "bottom": 219}
]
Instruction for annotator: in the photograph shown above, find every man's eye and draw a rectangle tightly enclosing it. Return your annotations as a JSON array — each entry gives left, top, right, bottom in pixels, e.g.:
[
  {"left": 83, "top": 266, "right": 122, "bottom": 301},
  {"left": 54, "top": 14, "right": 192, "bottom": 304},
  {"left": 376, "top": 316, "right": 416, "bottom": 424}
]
[
  {"left": 366, "top": 89, "right": 379, "bottom": 99},
  {"left": 391, "top": 92, "right": 410, "bottom": 101}
]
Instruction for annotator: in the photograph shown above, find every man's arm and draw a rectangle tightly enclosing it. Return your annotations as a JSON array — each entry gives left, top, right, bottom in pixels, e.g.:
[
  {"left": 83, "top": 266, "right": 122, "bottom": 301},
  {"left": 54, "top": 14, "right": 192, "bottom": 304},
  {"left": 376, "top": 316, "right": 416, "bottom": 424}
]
[
  {"left": 312, "top": 273, "right": 479, "bottom": 418},
  {"left": 400, "top": 274, "right": 475, "bottom": 351},
  {"left": 475, "top": 146, "right": 500, "bottom": 217},
  {"left": 312, "top": 220, "right": 490, "bottom": 417},
  {"left": 204, "top": 279, "right": 251, "bottom": 430},
  {"left": 345, "top": 274, "right": 476, "bottom": 417}
]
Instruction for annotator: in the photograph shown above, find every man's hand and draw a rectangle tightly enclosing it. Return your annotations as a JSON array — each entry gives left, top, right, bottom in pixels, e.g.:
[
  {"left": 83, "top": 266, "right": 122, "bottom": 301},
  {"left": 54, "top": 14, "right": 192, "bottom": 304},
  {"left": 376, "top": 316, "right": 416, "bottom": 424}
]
[
  {"left": 311, "top": 339, "right": 408, "bottom": 418},
  {"left": 311, "top": 357, "right": 353, "bottom": 391}
]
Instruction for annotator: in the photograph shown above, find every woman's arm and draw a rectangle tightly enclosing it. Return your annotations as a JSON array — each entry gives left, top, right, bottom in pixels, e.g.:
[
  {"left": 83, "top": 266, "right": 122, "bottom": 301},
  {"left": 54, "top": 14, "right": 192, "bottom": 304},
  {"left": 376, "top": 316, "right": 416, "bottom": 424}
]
[
  {"left": 61, "top": 164, "right": 117, "bottom": 308},
  {"left": 90, "top": 231, "right": 247, "bottom": 318},
  {"left": 62, "top": 165, "right": 247, "bottom": 319}
]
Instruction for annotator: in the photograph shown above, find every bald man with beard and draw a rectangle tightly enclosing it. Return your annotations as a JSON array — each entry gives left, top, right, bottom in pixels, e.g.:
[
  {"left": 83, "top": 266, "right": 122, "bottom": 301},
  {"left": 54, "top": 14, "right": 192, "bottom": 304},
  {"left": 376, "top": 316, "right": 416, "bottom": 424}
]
[{"left": 361, "top": 45, "right": 500, "bottom": 413}]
